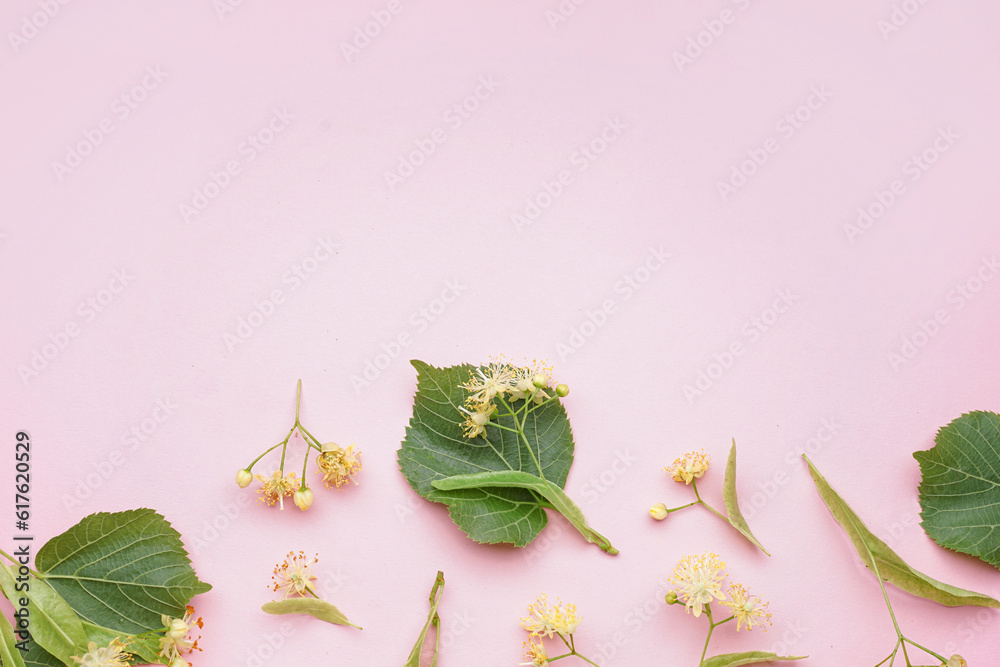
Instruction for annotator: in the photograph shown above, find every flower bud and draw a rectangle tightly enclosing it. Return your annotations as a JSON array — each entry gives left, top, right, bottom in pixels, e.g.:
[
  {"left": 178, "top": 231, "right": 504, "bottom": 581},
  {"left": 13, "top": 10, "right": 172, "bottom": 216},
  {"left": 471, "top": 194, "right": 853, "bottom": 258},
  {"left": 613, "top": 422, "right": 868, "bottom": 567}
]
[
  {"left": 665, "top": 591, "right": 679, "bottom": 605},
  {"left": 236, "top": 469, "right": 253, "bottom": 488},
  {"left": 947, "top": 656, "right": 967, "bottom": 667},
  {"left": 171, "top": 658, "right": 190, "bottom": 667},
  {"left": 321, "top": 441, "right": 343, "bottom": 454},
  {"left": 649, "top": 503, "right": 669, "bottom": 520},
  {"left": 555, "top": 384, "right": 570, "bottom": 397},
  {"left": 532, "top": 373, "right": 548, "bottom": 388},
  {"left": 293, "top": 487, "right": 314, "bottom": 511},
  {"left": 167, "top": 618, "right": 189, "bottom": 640}
]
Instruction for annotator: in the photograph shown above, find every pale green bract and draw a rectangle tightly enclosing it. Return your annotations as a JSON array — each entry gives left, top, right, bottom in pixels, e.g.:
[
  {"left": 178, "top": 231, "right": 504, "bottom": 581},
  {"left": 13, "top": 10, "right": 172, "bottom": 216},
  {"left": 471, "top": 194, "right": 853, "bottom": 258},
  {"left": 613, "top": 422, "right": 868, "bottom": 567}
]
[
  {"left": 397, "top": 360, "right": 617, "bottom": 554},
  {"left": 914, "top": 410, "right": 1000, "bottom": 569}
]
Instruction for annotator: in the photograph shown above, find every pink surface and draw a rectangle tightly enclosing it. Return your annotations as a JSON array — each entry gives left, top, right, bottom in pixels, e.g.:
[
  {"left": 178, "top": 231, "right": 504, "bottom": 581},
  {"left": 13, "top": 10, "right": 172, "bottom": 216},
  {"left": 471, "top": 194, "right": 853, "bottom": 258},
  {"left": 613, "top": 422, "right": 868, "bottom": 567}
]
[{"left": 3, "top": 1, "right": 1000, "bottom": 665}]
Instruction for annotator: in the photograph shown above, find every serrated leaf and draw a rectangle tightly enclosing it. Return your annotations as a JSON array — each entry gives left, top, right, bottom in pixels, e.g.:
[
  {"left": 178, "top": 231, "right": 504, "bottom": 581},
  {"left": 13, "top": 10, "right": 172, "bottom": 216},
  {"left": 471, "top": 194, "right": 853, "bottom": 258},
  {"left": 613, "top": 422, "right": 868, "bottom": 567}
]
[
  {"left": 398, "top": 360, "right": 616, "bottom": 553},
  {"left": 261, "top": 598, "right": 361, "bottom": 629},
  {"left": 722, "top": 439, "right": 770, "bottom": 556},
  {"left": 35, "top": 509, "right": 212, "bottom": 636},
  {"left": 0, "top": 564, "right": 87, "bottom": 665},
  {"left": 404, "top": 571, "right": 445, "bottom": 667},
  {"left": 914, "top": 410, "right": 1000, "bottom": 569},
  {"left": 701, "top": 651, "right": 806, "bottom": 667},
  {"left": 804, "top": 455, "right": 1000, "bottom": 608},
  {"left": 0, "top": 610, "right": 28, "bottom": 667}
]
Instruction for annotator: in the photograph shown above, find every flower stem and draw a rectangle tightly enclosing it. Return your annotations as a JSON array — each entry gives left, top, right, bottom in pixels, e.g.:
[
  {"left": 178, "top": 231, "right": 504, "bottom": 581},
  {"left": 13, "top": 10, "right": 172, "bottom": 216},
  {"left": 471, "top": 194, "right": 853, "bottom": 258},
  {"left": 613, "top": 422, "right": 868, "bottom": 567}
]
[
  {"left": 691, "top": 480, "right": 729, "bottom": 523},
  {"left": 246, "top": 440, "right": 286, "bottom": 471},
  {"left": 700, "top": 604, "right": 717, "bottom": 666}
]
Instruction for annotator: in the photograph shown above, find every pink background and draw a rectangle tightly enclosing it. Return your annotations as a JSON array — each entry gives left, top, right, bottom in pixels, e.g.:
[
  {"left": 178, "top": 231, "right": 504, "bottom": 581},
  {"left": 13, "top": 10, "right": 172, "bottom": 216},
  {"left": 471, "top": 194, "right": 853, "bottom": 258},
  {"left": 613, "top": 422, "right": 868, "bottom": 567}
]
[{"left": 3, "top": 1, "right": 1000, "bottom": 665}]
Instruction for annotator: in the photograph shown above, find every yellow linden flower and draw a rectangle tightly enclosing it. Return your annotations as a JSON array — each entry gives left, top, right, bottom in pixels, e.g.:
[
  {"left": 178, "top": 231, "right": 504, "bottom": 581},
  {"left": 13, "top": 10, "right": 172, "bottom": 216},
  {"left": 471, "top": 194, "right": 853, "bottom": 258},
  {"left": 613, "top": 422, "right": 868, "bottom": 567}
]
[
  {"left": 272, "top": 550, "right": 319, "bottom": 599},
  {"left": 71, "top": 639, "right": 131, "bottom": 667},
  {"left": 255, "top": 470, "right": 299, "bottom": 509},
  {"left": 316, "top": 442, "right": 363, "bottom": 488},
  {"left": 460, "top": 402, "right": 496, "bottom": 439},
  {"left": 508, "top": 361, "right": 555, "bottom": 403},
  {"left": 462, "top": 361, "right": 516, "bottom": 406},
  {"left": 669, "top": 552, "right": 727, "bottom": 618},
  {"left": 720, "top": 582, "right": 771, "bottom": 631},
  {"left": 158, "top": 605, "right": 203, "bottom": 664},
  {"left": 947, "top": 656, "right": 967, "bottom": 667},
  {"left": 664, "top": 450, "right": 711, "bottom": 484},
  {"left": 520, "top": 594, "right": 582, "bottom": 638},
  {"left": 520, "top": 638, "right": 549, "bottom": 666}
]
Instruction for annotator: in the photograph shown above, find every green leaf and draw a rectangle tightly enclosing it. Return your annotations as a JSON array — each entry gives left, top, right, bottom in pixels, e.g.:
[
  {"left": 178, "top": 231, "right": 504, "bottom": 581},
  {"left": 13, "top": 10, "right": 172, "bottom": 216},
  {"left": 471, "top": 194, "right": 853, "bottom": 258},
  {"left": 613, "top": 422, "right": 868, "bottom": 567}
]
[
  {"left": 0, "top": 610, "right": 28, "bottom": 667},
  {"left": 35, "top": 509, "right": 212, "bottom": 636},
  {"left": 914, "top": 411, "right": 1000, "bottom": 569},
  {"left": 17, "top": 642, "right": 64, "bottom": 667},
  {"left": 398, "top": 360, "right": 616, "bottom": 553},
  {"left": 404, "top": 571, "right": 445, "bottom": 667},
  {"left": 722, "top": 439, "right": 771, "bottom": 556},
  {"left": 261, "top": 598, "right": 361, "bottom": 629},
  {"left": 0, "top": 564, "right": 87, "bottom": 665},
  {"left": 80, "top": 622, "right": 162, "bottom": 664},
  {"left": 701, "top": 651, "right": 806, "bottom": 667},
  {"left": 804, "top": 455, "right": 1000, "bottom": 608}
]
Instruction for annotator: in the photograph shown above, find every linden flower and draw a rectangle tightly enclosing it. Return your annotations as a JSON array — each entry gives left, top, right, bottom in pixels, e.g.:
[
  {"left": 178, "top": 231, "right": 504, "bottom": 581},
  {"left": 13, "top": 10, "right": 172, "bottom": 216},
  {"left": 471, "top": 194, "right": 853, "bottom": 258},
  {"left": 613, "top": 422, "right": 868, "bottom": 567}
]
[
  {"left": 316, "top": 442, "right": 363, "bottom": 488},
  {"left": 669, "top": 552, "right": 727, "bottom": 618},
  {"left": 720, "top": 582, "right": 771, "bottom": 631},
  {"left": 158, "top": 605, "right": 203, "bottom": 664},
  {"left": 520, "top": 638, "right": 549, "bottom": 666},
  {"left": 255, "top": 470, "right": 299, "bottom": 509},
  {"left": 71, "top": 639, "right": 131, "bottom": 667},
  {"left": 520, "top": 594, "right": 582, "bottom": 638},
  {"left": 462, "top": 361, "right": 516, "bottom": 405},
  {"left": 272, "top": 550, "right": 319, "bottom": 599},
  {"left": 508, "top": 363, "right": 555, "bottom": 403},
  {"left": 664, "top": 450, "right": 711, "bottom": 484},
  {"left": 946, "top": 656, "right": 967, "bottom": 667},
  {"left": 460, "top": 402, "right": 496, "bottom": 439}
]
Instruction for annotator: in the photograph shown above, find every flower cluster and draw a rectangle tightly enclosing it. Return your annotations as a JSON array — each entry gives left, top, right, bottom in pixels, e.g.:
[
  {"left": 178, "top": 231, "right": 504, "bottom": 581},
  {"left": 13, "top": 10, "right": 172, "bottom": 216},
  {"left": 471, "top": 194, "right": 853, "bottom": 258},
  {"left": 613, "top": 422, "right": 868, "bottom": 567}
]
[
  {"left": 519, "top": 595, "right": 599, "bottom": 666},
  {"left": 667, "top": 552, "right": 771, "bottom": 631},
  {"left": 664, "top": 449, "right": 711, "bottom": 485},
  {"left": 236, "top": 381, "right": 361, "bottom": 512},
  {"left": 71, "top": 639, "right": 131, "bottom": 667},
  {"left": 459, "top": 359, "right": 568, "bottom": 440},
  {"left": 158, "top": 605, "right": 203, "bottom": 666},
  {"left": 272, "top": 550, "right": 319, "bottom": 599}
]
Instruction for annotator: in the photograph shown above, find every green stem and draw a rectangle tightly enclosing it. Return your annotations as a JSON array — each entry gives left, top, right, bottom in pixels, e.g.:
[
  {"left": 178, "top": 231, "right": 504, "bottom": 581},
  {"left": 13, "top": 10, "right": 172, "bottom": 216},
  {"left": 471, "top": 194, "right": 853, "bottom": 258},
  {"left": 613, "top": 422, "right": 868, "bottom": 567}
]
[
  {"left": 691, "top": 480, "right": 729, "bottom": 523},
  {"left": 700, "top": 604, "right": 716, "bottom": 666},
  {"left": 666, "top": 500, "right": 700, "bottom": 513},
  {"left": 296, "top": 424, "right": 324, "bottom": 450},
  {"left": 497, "top": 394, "right": 546, "bottom": 480},
  {"left": 0, "top": 550, "right": 39, "bottom": 577},
  {"left": 903, "top": 638, "right": 946, "bottom": 664},
  {"left": 295, "top": 379, "right": 302, "bottom": 422},
  {"left": 247, "top": 440, "right": 286, "bottom": 471}
]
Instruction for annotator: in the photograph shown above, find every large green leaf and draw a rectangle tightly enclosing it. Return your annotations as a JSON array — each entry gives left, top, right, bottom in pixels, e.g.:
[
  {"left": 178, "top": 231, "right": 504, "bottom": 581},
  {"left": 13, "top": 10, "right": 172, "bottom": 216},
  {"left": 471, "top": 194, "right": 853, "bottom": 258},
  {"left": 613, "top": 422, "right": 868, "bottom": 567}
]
[
  {"left": 404, "top": 571, "right": 445, "bottom": 667},
  {"left": 0, "top": 564, "right": 87, "bottom": 665},
  {"left": 804, "top": 456, "right": 999, "bottom": 608},
  {"left": 34, "top": 509, "right": 212, "bottom": 636},
  {"left": 701, "top": 651, "right": 806, "bottom": 667},
  {"left": 914, "top": 411, "right": 1000, "bottom": 569},
  {"left": 398, "top": 360, "right": 615, "bottom": 553},
  {"left": 722, "top": 439, "right": 770, "bottom": 556},
  {"left": 17, "top": 642, "right": 64, "bottom": 667},
  {"left": 261, "top": 598, "right": 361, "bottom": 629}
]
